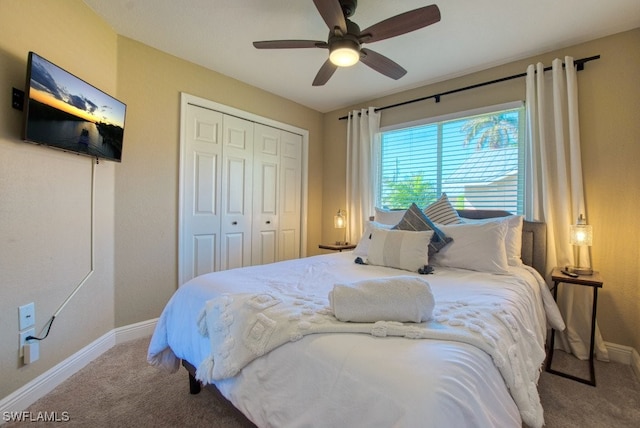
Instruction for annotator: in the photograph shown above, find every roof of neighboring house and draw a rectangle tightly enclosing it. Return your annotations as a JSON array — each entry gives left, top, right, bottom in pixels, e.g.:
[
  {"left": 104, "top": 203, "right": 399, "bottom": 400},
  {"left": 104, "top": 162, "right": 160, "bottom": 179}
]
[{"left": 444, "top": 147, "right": 519, "bottom": 185}]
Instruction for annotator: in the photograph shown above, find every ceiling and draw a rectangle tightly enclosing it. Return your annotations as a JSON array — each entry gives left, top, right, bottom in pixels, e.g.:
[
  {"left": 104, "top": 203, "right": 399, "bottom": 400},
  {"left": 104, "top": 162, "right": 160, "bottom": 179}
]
[{"left": 83, "top": 0, "right": 640, "bottom": 113}]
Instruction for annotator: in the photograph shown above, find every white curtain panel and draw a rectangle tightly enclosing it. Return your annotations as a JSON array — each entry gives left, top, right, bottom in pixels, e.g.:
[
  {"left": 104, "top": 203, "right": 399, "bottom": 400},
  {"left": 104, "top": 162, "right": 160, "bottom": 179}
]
[
  {"left": 525, "top": 57, "right": 608, "bottom": 361},
  {"left": 346, "top": 107, "right": 381, "bottom": 243}
]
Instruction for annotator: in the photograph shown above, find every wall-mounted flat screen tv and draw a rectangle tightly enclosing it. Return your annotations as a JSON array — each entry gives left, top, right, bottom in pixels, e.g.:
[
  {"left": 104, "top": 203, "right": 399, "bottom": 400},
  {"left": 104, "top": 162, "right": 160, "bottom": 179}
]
[{"left": 23, "top": 52, "right": 126, "bottom": 162}]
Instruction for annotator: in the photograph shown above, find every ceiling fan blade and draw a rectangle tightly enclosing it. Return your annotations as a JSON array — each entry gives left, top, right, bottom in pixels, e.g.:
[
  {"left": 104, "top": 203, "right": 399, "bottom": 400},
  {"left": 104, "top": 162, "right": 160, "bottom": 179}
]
[
  {"left": 360, "top": 48, "right": 407, "bottom": 80},
  {"left": 253, "top": 40, "right": 328, "bottom": 49},
  {"left": 312, "top": 59, "right": 338, "bottom": 86},
  {"left": 359, "top": 5, "right": 441, "bottom": 44},
  {"left": 313, "top": 0, "right": 347, "bottom": 34}
]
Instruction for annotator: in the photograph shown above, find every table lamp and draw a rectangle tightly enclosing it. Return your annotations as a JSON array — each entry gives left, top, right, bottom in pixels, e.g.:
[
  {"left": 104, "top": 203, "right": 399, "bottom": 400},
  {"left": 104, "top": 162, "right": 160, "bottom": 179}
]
[
  {"left": 334, "top": 209, "right": 347, "bottom": 245},
  {"left": 567, "top": 214, "right": 593, "bottom": 275}
]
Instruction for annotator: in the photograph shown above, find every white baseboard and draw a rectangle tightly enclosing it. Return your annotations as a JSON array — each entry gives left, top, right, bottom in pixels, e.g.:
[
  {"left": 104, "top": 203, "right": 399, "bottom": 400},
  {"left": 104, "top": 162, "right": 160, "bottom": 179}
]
[
  {"left": 0, "top": 318, "right": 158, "bottom": 422},
  {"left": 605, "top": 341, "right": 634, "bottom": 364},
  {"left": 114, "top": 318, "right": 158, "bottom": 344},
  {"left": 632, "top": 348, "right": 640, "bottom": 380},
  {"left": 604, "top": 341, "right": 640, "bottom": 380}
]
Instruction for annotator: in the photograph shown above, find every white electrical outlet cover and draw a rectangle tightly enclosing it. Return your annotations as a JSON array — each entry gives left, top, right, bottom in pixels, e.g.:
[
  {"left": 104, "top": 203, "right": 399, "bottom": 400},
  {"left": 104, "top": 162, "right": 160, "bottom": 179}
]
[
  {"left": 19, "top": 328, "right": 35, "bottom": 358},
  {"left": 24, "top": 342, "right": 40, "bottom": 364}
]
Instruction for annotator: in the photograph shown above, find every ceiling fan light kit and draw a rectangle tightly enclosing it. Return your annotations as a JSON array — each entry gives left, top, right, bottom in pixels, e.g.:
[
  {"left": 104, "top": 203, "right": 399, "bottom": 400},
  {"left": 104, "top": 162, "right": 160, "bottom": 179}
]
[
  {"left": 253, "top": 0, "right": 441, "bottom": 86},
  {"left": 329, "top": 41, "right": 360, "bottom": 67}
]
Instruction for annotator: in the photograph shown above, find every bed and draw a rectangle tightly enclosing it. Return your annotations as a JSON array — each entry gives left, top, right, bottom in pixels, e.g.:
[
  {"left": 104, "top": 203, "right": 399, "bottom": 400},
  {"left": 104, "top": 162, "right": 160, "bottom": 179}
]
[{"left": 148, "top": 205, "right": 564, "bottom": 428}]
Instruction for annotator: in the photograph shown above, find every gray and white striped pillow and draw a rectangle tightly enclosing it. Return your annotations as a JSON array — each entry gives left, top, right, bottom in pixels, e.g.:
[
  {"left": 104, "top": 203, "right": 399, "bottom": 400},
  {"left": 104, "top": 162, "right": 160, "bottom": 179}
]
[{"left": 424, "top": 193, "right": 462, "bottom": 225}]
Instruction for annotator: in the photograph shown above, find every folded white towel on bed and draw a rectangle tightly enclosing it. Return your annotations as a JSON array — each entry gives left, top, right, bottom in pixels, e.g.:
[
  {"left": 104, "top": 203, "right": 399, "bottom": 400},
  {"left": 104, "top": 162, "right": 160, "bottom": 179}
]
[{"left": 328, "top": 276, "right": 435, "bottom": 323}]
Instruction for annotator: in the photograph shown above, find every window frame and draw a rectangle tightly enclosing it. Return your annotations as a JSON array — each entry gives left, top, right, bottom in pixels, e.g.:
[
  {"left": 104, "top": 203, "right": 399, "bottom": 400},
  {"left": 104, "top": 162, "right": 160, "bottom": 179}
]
[{"left": 377, "top": 101, "right": 525, "bottom": 213}]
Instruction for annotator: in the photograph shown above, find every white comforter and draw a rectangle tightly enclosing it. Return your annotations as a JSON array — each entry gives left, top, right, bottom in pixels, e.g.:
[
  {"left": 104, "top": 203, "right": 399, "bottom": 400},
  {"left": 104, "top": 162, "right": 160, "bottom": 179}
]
[{"left": 148, "top": 252, "right": 564, "bottom": 428}]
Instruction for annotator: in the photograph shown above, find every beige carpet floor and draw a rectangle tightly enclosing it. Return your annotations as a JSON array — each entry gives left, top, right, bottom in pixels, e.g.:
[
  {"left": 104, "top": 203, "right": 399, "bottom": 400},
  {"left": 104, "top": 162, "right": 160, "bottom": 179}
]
[{"left": 5, "top": 337, "right": 640, "bottom": 427}]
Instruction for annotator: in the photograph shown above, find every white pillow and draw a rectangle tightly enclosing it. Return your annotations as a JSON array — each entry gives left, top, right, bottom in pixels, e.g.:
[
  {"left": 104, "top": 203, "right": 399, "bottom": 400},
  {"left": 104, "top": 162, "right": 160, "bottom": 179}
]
[
  {"left": 460, "top": 215, "right": 523, "bottom": 266},
  {"left": 367, "top": 229, "right": 433, "bottom": 272},
  {"left": 429, "top": 221, "right": 510, "bottom": 274},
  {"left": 374, "top": 207, "right": 406, "bottom": 225},
  {"left": 353, "top": 221, "right": 394, "bottom": 257}
]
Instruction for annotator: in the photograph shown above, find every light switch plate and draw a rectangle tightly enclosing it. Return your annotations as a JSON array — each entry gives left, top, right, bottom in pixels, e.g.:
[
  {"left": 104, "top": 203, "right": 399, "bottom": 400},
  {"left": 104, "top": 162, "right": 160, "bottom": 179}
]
[{"left": 19, "top": 302, "right": 35, "bottom": 330}]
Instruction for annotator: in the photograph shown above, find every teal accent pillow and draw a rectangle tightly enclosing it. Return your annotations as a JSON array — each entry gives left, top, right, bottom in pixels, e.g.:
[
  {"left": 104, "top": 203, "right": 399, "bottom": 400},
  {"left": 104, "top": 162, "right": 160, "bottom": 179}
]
[{"left": 393, "top": 203, "right": 452, "bottom": 255}]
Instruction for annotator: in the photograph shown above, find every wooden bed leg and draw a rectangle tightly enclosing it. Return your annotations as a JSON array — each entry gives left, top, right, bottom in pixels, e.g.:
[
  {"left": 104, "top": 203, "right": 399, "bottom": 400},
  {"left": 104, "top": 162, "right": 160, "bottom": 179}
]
[{"left": 188, "top": 372, "right": 201, "bottom": 394}]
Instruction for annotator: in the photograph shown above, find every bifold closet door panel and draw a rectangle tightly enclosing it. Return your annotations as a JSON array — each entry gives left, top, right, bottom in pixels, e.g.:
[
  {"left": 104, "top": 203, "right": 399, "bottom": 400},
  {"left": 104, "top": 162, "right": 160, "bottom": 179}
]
[
  {"left": 252, "top": 123, "right": 280, "bottom": 265},
  {"left": 181, "top": 104, "right": 223, "bottom": 284},
  {"left": 279, "top": 130, "right": 302, "bottom": 262},
  {"left": 221, "top": 115, "right": 254, "bottom": 271}
]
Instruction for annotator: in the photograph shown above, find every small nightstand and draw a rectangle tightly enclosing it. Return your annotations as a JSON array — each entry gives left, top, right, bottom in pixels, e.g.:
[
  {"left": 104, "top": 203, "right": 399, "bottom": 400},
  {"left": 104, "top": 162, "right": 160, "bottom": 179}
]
[
  {"left": 546, "top": 267, "right": 603, "bottom": 386},
  {"left": 318, "top": 243, "right": 356, "bottom": 252}
]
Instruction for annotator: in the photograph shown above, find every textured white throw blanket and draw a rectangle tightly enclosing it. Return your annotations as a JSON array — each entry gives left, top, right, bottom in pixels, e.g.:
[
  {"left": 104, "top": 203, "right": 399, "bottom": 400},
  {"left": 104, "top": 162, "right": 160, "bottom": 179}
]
[
  {"left": 329, "top": 276, "right": 435, "bottom": 322},
  {"left": 196, "top": 290, "right": 546, "bottom": 428}
]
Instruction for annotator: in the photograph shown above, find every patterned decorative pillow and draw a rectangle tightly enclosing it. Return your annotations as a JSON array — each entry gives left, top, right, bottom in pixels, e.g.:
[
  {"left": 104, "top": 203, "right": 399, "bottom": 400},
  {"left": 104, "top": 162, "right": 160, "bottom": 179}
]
[
  {"left": 353, "top": 221, "right": 394, "bottom": 257},
  {"left": 393, "top": 203, "right": 453, "bottom": 255},
  {"left": 424, "top": 193, "right": 462, "bottom": 225},
  {"left": 367, "top": 228, "right": 433, "bottom": 272}
]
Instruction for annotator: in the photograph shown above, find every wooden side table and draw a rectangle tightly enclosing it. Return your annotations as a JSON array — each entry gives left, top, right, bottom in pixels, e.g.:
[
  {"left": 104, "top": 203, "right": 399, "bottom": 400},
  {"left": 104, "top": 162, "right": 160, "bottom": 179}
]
[
  {"left": 318, "top": 243, "right": 356, "bottom": 252},
  {"left": 546, "top": 267, "right": 603, "bottom": 386}
]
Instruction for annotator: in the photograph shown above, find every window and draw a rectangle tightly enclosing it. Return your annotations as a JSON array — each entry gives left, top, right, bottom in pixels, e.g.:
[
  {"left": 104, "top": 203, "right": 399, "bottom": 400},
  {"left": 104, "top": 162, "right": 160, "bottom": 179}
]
[{"left": 378, "top": 102, "right": 525, "bottom": 214}]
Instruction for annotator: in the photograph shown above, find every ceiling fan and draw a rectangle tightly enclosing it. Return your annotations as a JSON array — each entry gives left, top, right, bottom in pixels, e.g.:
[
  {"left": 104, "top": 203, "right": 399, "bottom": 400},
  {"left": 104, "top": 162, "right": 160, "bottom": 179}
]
[{"left": 253, "top": 0, "right": 441, "bottom": 86}]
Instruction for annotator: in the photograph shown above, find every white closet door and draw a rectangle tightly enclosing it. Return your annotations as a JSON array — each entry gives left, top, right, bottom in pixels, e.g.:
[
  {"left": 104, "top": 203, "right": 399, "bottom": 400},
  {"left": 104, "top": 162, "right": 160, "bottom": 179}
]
[
  {"left": 181, "top": 104, "right": 222, "bottom": 284},
  {"left": 180, "top": 94, "right": 308, "bottom": 281},
  {"left": 221, "top": 115, "right": 254, "bottom": 270},
  {"left": 252, "top": 124, "right": 280, "bottom": 265},
  {"left": 279, "top": 130, "right": 302, "bottom": 261}
]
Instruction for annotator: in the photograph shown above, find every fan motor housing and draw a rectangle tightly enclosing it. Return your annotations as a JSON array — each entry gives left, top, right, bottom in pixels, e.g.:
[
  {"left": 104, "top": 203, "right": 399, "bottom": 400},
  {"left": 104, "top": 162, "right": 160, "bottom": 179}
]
[
  {"left": 329, "top": 19, "right": 361, "bottom": 40},
  {"left": 340, "top": 0, "right": 357, "bottom": 17}
]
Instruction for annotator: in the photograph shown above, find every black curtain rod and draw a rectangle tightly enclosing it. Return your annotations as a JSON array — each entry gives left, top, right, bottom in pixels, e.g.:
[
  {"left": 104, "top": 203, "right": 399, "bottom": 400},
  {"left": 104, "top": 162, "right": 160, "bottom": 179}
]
[{"left": 338, "top": 55, "right": 600, "bottom": 121}]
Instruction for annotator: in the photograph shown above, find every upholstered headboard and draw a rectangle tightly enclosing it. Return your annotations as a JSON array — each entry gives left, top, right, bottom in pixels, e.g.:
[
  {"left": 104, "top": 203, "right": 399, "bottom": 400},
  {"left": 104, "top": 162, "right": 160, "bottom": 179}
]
[{"left": 457, "top": 210, "right": 547, "bottom": 276}]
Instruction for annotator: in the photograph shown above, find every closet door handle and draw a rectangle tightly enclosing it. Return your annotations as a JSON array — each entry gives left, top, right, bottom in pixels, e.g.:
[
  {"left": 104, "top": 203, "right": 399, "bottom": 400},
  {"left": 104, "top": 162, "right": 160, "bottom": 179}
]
[
  {"left": 232, "top": 221, "right": 238, "bottom": 225},
  {"left": 266, "top": 220, "right": 271, "bottom": 224}
]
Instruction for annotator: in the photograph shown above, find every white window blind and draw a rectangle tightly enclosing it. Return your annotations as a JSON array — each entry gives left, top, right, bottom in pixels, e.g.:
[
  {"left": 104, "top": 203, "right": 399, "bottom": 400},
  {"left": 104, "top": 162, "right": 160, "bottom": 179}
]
[{"left": 378, "top": 103, "right": 525, "bottom": 213}]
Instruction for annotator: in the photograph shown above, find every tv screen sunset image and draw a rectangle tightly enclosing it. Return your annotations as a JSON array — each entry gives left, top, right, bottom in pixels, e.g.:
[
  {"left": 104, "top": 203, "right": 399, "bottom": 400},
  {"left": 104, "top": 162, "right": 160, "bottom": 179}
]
[{"left": 24, "top": 52, "right": 126, "bottom": 162}]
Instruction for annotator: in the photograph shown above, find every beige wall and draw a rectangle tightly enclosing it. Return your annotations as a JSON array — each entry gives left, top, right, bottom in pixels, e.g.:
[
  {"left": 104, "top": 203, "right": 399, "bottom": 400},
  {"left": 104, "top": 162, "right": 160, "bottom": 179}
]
[
  {"left": 322, "top": 28, "right": 640, "bottom": 352},
  {"left": 114, "top": 37, "right": 324, "bottom": 326},
  {"left": 0, "top": 0, "right": 117, "bottom": 398}
]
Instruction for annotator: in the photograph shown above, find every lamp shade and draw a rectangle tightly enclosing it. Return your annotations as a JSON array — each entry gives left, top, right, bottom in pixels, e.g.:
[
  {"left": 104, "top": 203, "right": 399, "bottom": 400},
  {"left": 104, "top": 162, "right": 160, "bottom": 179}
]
[
  {"left": 570, "top": 214, "right": 593, "bottom": 246},
  {"left": 567, "top": 214, "right": 593, "bottom": 275},
  {"left": 334, "top": 209, "right": 346, "bottom": 229}
]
